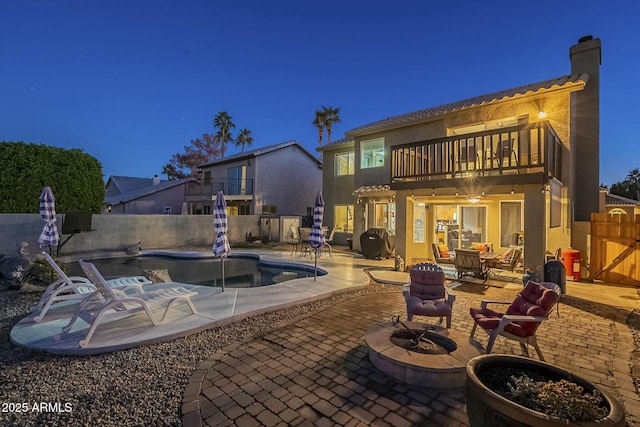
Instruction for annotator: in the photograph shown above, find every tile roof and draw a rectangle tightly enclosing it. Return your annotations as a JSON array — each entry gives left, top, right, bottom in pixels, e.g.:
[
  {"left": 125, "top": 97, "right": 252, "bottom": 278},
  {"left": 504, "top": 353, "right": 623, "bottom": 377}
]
[
  {"left": 605, "top": 192, "right": 640, "bottom": 206},
  {"left": 316, "top": 137, "right": 354, "bottom": 152},
  {"left": 105, "top": 177, "right": 197, "bottom": 205},
  {"left": 352, "top": 185, "right": 395, "bottom": 196},
  {"left": 346, "top": 74, "right": 589, "bottom": 137},
  {"left": 199, "top": 140, "right": 321, "bottom": 168},
  {"left": 108, "top": 176, "right": 165, "bottom": 195}
]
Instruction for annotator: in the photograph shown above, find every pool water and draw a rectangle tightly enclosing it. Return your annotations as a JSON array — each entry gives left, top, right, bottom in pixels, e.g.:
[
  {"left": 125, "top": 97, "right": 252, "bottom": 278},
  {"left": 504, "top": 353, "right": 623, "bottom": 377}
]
[{"left": 66, "top": 254, "right": 325, "bottom": 288}]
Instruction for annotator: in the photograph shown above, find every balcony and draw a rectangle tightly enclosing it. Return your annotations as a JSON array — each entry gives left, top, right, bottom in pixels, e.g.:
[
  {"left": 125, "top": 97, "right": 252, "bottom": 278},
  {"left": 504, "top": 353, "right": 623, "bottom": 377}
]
[
  {"left": 391, "top": 122, "right": 567, "bottom": 188},
  {"left": 186, "top": 178, "right": 254, "bottom": 198}
]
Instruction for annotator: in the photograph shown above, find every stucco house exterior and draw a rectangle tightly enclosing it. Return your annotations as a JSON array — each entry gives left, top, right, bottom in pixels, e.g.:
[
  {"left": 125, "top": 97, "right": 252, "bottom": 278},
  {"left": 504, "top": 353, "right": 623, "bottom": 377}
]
[
  {"left": 104, "top": 175, "right": 200, "bottom": 214},
  {"left": 600, "top": 189, "right": 640, "bottom": 217},
  {"left": 318, "top": 36, "right": 602, "bottom": 278},
  {"left": 187, "top": 140, "right": 322, "bottom": 217}
]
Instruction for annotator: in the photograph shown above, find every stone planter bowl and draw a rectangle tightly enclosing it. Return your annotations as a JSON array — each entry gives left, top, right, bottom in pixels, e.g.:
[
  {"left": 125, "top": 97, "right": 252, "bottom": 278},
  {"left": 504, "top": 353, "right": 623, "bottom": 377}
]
[{"left": 465, "top": 354, "right": 625, "bottom": 427}]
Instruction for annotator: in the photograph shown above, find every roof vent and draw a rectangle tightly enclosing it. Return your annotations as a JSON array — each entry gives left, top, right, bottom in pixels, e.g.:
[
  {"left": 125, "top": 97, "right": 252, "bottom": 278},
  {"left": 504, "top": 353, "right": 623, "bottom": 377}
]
[{"left": 578, "top": 35, "right": 593, "bottom": 43}]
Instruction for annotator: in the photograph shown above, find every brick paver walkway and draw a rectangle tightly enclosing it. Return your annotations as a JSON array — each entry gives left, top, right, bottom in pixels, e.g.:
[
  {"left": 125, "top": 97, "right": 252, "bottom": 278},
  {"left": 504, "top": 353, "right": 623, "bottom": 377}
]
[{"left": 182, "top": 282, "right": 639, "bottom": 426}]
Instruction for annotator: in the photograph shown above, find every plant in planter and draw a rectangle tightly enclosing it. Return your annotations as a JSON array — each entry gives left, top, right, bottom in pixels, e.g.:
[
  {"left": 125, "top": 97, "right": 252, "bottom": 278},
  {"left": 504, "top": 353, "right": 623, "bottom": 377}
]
[{"left": 465, "top": 354, "right": 625, "bottom": 427}]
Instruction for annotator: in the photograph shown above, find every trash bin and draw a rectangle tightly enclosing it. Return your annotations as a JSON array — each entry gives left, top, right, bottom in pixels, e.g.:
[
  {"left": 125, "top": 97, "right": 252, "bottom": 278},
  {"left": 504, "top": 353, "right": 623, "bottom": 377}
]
[
  {"left": 561, "top": 248, "right": 581, "bottom": 282},
  {"left": 544, "top": 260, "right": 566, "bottom": 294}
]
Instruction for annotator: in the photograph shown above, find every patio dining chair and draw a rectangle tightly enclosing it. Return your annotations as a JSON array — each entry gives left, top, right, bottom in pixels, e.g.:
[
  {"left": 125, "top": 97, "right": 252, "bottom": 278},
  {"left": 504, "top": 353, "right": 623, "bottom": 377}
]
[{"left": 495, "top": 138, "right": 519, "bottom": 172}]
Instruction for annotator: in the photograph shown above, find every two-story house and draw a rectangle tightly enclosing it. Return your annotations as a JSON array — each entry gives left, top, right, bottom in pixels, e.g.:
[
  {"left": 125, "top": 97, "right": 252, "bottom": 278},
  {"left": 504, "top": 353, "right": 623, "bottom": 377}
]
[
  {"left": 318, "top": 36, "right": 602, "bottom": 278},
  {"left": 187, "top": 140, "right": 322, "bottom": 217}
]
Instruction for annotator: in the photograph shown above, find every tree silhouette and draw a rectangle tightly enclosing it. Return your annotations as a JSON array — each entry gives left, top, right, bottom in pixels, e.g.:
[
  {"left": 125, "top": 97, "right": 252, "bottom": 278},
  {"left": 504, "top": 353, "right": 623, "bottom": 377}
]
[{"left": 235, "top": 128, "right": 254, "bottom": 153}]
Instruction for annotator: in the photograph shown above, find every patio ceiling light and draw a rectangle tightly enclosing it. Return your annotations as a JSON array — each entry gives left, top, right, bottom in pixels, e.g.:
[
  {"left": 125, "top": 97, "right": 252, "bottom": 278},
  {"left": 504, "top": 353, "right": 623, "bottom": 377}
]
[
  {"left": 538, "top": 111, "right": 547, "bottom": 119},
  {"left": 467, "top": 196, "right": 481, "bottom": 203}
]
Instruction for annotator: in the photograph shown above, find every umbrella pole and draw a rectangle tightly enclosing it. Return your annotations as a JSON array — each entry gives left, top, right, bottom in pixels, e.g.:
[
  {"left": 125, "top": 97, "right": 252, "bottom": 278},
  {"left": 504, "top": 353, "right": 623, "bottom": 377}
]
[
  {"left": 314, "top": 250, "right": 318, "bottom": 281},
  {"left": 221, "top": 258, "right": 225, "bottom": 292}
]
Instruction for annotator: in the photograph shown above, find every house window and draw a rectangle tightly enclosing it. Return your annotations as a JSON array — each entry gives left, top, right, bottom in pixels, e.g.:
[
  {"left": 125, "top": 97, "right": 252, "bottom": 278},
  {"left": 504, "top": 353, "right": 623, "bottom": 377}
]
[
  {"left": 550, "top": 180, "right": 562, "bottom": 228},
  {"left": 334, "top": 152, "right": 355, "bottom": 176},
  {"left": 203, "top": 204, "right": 212, "bottom": 215},
  {"left": 374, "top": 202, "right": 396, "bottom": 233},
  {"left": 413, "top": 202, "right": 426, "bottom": 242},
  {"left": 500, "top": 201, "right": 523, "bottom": 247},
  {"left": 261, "top": 205, "right": 277, "bottom": 214},
  {"left": 334, "top": 205, "right": 354, "bottom": 233},
  {"left": 238, "top": 204, "right": 251, "bottom": 215},
  {"left": 228, "top": 165, "right": 247, "bottom": 195},
  {"left": 361, "top": 138, "right": 385, "bottom": 169}
]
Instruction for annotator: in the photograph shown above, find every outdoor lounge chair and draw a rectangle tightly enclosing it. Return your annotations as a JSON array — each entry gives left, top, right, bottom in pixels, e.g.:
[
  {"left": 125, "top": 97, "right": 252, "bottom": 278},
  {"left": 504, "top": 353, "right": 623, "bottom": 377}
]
[
  {"left": 62, "top": 260, "right": 199, "bottom": 347},
  {"left": 402, "top": 263, "right": 455, "bottom": 328},
  {"left": 469, "top": 280, "right": 559, "bottom": 361},
  {"left": 33, "top": 252, "right": 151, "bottom": 322}
]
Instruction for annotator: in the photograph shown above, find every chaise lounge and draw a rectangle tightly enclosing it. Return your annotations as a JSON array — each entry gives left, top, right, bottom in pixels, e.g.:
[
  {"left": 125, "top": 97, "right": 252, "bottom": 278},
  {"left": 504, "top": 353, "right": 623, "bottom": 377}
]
[
  {"left": 33, "top": 252, "right": 151, "bottom": 322},
  {"left": 63, "top": 260, "right": 199, "bottom": 348}
]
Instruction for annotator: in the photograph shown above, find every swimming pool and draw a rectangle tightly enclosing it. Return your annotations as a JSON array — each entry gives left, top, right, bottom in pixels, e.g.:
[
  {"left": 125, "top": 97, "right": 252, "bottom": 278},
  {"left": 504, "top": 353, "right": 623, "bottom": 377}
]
[{"left": 66, "top": 253, "right": 327, "bottom": 288}]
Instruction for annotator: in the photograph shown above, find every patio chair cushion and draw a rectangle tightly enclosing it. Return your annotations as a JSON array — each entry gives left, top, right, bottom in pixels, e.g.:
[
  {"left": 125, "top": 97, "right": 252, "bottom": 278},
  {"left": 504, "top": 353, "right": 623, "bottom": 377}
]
[
  {"left": 407, "top": 268, "right": 450, "bottom": 318},
  {"left": 469, "top": 281, "right": 557, "bottom": 337},
  {"left": 470, "top": 242, "right": 489, "bottom": 253},
  {"left": 500, "top": 248, "right": 514, "bottom": 262},
  {"left": 437, "top": 244, "right": 450, "bottom": 258}
]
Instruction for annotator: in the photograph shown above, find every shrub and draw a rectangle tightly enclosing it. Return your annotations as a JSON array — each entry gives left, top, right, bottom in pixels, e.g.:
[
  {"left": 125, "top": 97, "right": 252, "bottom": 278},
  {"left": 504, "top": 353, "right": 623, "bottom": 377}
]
[{"left": 0, "top": 141, "right": 104, "bottom": 213}]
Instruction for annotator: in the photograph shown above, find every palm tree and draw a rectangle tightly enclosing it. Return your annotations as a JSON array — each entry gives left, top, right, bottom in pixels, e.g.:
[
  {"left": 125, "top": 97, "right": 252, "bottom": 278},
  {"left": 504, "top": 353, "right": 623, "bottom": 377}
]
[
  {"left": 213, "top": 111, "right": 235, "bottom": 158},
  {"left": 312, "top": 109, "right": 326, "bottom": 148},
  {"left": 235, "top": 128, "right": 254, "bottom": 153},
  {"left": 322, "top": 106, "right": 341, "bottom": 145}
]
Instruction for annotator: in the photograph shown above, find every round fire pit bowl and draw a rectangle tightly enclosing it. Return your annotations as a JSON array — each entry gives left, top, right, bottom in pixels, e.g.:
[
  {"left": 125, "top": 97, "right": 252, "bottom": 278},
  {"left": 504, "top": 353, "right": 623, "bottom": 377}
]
[{"left": 365, "top": 321, "right": 483, "bottom": 388}]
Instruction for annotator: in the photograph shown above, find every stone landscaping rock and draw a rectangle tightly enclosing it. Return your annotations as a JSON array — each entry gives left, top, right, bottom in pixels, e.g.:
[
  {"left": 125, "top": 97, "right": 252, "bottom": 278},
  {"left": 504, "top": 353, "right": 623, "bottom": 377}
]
[
  {"left": 144, "top": 269, "right": 172, "bottom": 283},
  {"left": 0, "top": 255, "right": 35, "bottom": 289}
]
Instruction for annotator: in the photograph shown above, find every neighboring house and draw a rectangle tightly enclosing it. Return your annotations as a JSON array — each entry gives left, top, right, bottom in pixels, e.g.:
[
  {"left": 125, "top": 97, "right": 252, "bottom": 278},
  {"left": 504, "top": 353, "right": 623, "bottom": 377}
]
[
  {"left": 104, "top": 175, "right": 200, "bottom": 214},
  {"left": 188, "top": 140, "right": 322, "bottom": 217},
  {"left": 318, "top": 36, "right": 602, "bottom": 276},
  {"left": 600, "top": 188, "right": 640, "bottom": 217}
]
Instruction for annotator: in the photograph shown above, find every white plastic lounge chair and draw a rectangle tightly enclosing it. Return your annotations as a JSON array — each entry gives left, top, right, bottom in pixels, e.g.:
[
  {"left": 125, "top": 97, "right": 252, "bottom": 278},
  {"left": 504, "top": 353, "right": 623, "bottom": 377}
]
[
  {"left": 33, "top": 252, "right": 151, "bottom": 323},
  {"left": 63, "top": 260, "right": 198, "bottom": 348}
]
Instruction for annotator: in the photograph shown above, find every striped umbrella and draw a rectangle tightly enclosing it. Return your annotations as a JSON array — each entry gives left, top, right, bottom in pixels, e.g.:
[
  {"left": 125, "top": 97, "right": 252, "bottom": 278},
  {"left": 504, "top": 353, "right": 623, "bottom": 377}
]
[
  {"left": 212, "top": 191, "right": 230, "bottom": 291},
  {"left": 309, "top": 191, "right": 325, "bottom": 280},
  {"left": 37, "top": 186, "right": 60, "bottom": 251}
]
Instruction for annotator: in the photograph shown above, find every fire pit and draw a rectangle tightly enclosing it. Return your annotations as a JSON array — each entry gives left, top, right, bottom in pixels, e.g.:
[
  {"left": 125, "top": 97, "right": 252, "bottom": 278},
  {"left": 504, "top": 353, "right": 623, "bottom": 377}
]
[{"left": 365, "top": 319, "right": 483, "bottom": 388}]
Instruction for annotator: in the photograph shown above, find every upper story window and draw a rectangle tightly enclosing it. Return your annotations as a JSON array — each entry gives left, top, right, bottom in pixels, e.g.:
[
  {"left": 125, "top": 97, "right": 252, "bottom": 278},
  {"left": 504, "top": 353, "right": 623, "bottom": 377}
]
[
  {"left": 334, "top": 152, "right": 355, "bottom": 176},
  {"left": 449, "top": 117, "right": 522, "bottom": 135},
  {"left": 361, "top": 138, "right": 385, "bottom": 169},
  {"left": 228, "top": 165, "right": 247, "bottom": 195}
]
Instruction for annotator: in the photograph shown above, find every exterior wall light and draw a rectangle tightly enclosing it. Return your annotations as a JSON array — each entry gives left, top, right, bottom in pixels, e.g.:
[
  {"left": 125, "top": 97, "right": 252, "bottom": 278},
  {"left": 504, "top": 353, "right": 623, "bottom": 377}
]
[{"left": 538, "top": 111, "right": 547, "bottom": 119}]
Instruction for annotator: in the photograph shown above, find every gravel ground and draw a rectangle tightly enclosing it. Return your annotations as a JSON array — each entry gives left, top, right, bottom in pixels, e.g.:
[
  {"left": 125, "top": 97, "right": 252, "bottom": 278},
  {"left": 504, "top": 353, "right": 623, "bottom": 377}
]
[{"left": 0, "top": 279, "right": 396, "bottom": 427}]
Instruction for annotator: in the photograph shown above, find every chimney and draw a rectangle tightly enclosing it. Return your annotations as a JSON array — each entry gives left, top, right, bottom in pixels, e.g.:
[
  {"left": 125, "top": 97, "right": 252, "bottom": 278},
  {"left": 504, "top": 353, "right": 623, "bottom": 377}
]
[
  {"left": 569, "top": 35, "right": 601, "bottom": 222},
  {"left": 153, "top": 174, "right": 160, "bottom": 185}
]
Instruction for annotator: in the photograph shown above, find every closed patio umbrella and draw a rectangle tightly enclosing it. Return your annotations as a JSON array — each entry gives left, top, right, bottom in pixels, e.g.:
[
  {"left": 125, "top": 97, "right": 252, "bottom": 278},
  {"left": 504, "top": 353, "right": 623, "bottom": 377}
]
[
  {"left": 212, "top": 191, "right": 230, "bottom": 291},
  {"left": 309, "top": 191, "right": 325, "bottom": 281},
  {"left": 38, "top": 186, "right": 60, "bottom": 252}
]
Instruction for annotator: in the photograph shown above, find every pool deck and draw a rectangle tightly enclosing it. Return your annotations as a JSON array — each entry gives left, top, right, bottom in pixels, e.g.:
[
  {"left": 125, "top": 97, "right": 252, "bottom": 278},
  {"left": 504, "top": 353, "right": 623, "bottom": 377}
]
[
  {"left": 10, "top": 249, "right": 378, "bottom": 355},
  {"left": 10, "top": 248, "right": 639, "bottom": 357}
]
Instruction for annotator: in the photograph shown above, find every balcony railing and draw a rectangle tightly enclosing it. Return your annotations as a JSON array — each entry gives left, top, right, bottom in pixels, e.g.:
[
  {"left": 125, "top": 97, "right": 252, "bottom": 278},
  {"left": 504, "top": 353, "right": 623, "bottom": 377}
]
[
  {"left": 391, "top": 121, "right": 567, "bottom": 184},
  {"left": 186, "top": 178, "right": 254, "bottom": 197}
]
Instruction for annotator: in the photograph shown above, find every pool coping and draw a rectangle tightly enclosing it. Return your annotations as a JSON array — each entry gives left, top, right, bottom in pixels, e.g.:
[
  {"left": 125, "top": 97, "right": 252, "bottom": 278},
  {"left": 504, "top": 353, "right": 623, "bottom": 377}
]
[{"left": 10, "top": 249, "right": 377, "bottom": 356}]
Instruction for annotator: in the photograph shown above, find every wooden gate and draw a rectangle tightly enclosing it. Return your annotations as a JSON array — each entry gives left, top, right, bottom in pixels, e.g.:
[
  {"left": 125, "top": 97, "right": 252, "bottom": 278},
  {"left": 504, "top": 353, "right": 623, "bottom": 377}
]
[{"left": 590, "top": 213, "right": 640, "bottom": 286}]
